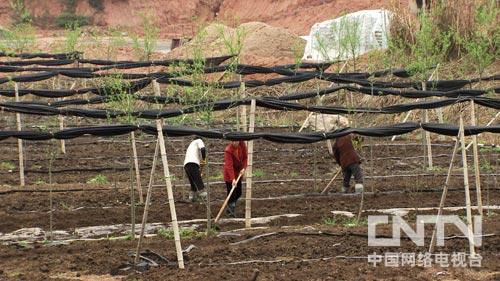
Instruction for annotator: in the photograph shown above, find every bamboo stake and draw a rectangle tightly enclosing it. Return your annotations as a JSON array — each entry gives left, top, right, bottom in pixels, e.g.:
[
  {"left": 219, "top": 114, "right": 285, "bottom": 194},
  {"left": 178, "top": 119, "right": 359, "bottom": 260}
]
[
  {"left": 205, "top": 155, "right": 212, "bottom": 232},
  {"left": 240, "top": 78, "right": 247, "bottom": 132},
  {"left": 459, "top": 116, "right": 476, "bottom": 256},
  {"left": 215, "top": 173, "right": 243, "bottom": 224},
  {"left": 245, "top": 99, "right": 256, "bottom": 228},
  {"left": 422, "top": 82, "right": 433, "bottom": 169},
  {"left": 356, "top": 189, "right": 364, "bottom": 222},
  {"left": 153, "top": 80, "right": 184, "bottom": 269},
  {"left": 392, "top": 65, "right": 439, "bottom": 141},
  {"left": 14, "top": 83, "right": 25, "bottom": 186},
  {"left": 429, "top": 137, "right": 459, "bottom": 253},
  {"left": 470, "top": 100, "right": 483, "bottom": 217},
  {"left": 53, "top": 77, "right": 66, "bottom": 154},
  {"left": 129, "top": 150, "right": 136, "bottom": 240},
  {"left": 298, "top": 62, "right": 349, "bottom": 132},
  {"left": 321, "top": 168, "right": 341, "bottom": 194},
  {"left": 134, "top": 140, "right": 159, "bottom": 265},
  {"left": 130, "top": 131, "right": 144, "bottom": 203}
]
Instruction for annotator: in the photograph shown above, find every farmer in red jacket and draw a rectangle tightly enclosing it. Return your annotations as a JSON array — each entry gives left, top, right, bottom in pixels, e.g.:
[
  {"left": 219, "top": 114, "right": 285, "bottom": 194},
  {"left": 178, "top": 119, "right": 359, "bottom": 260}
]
[
  {"left": 223, "top": 140, "right": 248, "bottom": 217},
  {"left": 332, "top": 134, "right": 364, "bottom": 193}
]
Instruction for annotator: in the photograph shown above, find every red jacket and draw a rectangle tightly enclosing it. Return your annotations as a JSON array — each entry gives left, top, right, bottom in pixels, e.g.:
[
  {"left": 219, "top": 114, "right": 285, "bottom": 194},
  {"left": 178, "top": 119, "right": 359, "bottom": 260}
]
[
  {"left": 333, "top": 134, "right": 361, "bottom": 169},
  {"left": 223, "top": 141, "right": 248, "bottom": 182}
]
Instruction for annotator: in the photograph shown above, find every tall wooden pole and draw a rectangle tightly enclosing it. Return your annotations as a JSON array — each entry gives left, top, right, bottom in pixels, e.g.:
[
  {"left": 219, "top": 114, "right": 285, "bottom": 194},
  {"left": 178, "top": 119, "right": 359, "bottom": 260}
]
[
  {"left": 131, "top": 131, "right": 144, "bottom": 203},
  {"left": 469, "top": 100, "right": 483, "bottom": 217},
  {"left": 14, "top": 83, "right": 25, "bottom": 186},
  {"left": 429, "top": 137, "right": 459, "bottom": 253},
  {"left": 422, "top": 82, "right": 433, "bottom": 169},
  {"left": 53, "top": 77, "right": 66, "bottom": 154},
  {"left": 135, "top": 140, "right": 159, "bottom": 264},
  {"left": 239, "top": 77, "right": 247, "bottom": 132},
  {"left": 153, "top": 80, "right": 184, "bottom": 269},
  {"left": 459, "top": 116, "right": 476, "bottom": 256},
  {"left": 245, "top": 99, "right": 256, "bottom": 228}
]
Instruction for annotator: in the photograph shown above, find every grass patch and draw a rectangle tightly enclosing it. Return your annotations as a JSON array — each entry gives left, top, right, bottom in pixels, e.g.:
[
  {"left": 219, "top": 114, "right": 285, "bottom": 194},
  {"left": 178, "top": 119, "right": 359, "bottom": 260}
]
[
  {"left": 322, "top": 217, "right": 337, "bottom": 226},
  {"left": 253, "top": 169, "right": 265, "bottom": 178},
  {"left": 0, "top": 161, "right": 15, "bottom": 171},
  {"left": 86, "top": 174, "right": 108, "bottom": 185},
  {"left": 157, "top": 227, "right": 201, "bottom": 240}
]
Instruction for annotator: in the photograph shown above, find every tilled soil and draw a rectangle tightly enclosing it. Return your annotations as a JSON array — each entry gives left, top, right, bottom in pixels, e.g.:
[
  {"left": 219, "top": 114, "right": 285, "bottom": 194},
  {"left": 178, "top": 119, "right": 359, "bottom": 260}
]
[{"left": 0, "top": 134, "right": 499, "bottom": 280}]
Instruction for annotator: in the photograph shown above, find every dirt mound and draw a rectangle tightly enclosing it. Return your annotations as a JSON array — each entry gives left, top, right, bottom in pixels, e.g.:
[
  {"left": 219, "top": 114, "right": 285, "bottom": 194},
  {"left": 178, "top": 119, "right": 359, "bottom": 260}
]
[{"left": 167, "top": 22, "right": 305, "bottom": 65}]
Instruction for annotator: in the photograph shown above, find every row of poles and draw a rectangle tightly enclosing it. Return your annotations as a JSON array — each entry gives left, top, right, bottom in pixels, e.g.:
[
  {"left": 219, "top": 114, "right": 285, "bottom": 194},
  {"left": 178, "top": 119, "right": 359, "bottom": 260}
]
[{"left": 7, "top": 69, "right": 497, "bottom": 268}]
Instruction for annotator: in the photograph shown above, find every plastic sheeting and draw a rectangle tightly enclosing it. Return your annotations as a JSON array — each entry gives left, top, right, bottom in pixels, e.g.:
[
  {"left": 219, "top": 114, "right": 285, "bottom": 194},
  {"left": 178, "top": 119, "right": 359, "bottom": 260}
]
[
  {"left": 303, "top": 9, "right": 391, "bottom": 62},
  {"left": 0, "top": 122, "right": 498, "bottom": 143}
]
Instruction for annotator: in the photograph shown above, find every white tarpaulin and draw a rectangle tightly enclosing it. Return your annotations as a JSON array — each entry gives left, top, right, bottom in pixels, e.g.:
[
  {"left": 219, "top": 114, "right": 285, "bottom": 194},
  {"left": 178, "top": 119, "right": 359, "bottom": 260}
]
[{"left": 302, "top": 9, "right": 392, "bottom": 62}]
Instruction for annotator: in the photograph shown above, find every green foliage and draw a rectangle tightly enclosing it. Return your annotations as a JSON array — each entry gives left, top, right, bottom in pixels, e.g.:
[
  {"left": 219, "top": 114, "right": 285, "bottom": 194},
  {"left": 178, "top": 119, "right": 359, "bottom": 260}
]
[
  {"left": 10, "top": 0, "right": 32, "bottom": 24},
  {"left": 0, "top": 23, "right": 36, "bottom": 54},
  {"left": 460, "top": 1, "right": 498, "bottom": 76},
  {"left": 252, "top": 169, "right": 265, "bottom": 178},
  {"left": 322, "top": 217, "right": 337, "bottom": 226},
  {"left": 407, "top": 11, "right": 452, "bottom": 81},
  {"left": 131, "top": 12, "right": 159, "bottom": 61},
  {"left": 480, "top": 159, "right": 493, "bottom": 172},
  {"left": 100, "top": 74, "right": 138, "bottom": 124},
  {"left": 87, "top": 174, "right": 108, "bottom": 184},
  {"left": 55, "top": 12, "right": 91, "bottom": 28},
  {"left": 35, "top": 178, "right": 46, "bottom": 185},
  {"left": 0, "top": 161, "right": 15, "bottom": 171},
  {"left": 217, "top": 23, "right": 246, "bottom": 68},
  {"left": 157, "top": 227, "right": 201, "bottom": 240},
  {"left": 322, "top": 216, "right": 367, "bottom": 227},
  {"left": 312, "top": 14, "right": 362, "bottom": 67},
  {"left": 57, "top": 23, "right": 82, "bottom": 55}
]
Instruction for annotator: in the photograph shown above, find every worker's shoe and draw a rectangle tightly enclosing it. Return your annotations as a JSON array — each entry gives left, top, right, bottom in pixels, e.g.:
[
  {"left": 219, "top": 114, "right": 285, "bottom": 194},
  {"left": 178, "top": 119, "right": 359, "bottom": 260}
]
[
  {"left": 226, "top": 202, "right": 236, "bottom": 218},
  {"left": 188, "top": 191, "right": 197, "bottom": 202},
  {"left": 198, "top": 191, "right": 207, "bottom": 200},
  {"left": 341, "top": 186, "right": 350, "bottom": 193},
  {"left": 355, "top": 184, "right": 364, "bottom": 194}
]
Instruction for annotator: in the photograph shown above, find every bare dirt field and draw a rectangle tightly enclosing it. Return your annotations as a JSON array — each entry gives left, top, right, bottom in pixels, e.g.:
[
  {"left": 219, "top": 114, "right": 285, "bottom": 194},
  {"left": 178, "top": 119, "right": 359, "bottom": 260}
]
[{"left": 0, "top": 129, "right": 498, "bottom": 281}]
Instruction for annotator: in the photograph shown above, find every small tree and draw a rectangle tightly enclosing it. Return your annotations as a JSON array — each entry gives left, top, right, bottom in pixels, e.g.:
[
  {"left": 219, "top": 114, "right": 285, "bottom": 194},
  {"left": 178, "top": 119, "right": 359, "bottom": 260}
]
[
  {"left": 131, "top": 12, "right": 159, "bottom": 61},
  {"left": 461, "top": 0, "right": 498, "bottom": 78}
]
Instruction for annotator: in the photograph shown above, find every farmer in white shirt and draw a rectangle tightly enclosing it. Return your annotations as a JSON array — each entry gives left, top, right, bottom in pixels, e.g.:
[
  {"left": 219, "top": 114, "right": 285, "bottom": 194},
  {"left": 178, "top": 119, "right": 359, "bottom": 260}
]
[{"left": 184, "top": 137, "right": 207, "bottom": 202}]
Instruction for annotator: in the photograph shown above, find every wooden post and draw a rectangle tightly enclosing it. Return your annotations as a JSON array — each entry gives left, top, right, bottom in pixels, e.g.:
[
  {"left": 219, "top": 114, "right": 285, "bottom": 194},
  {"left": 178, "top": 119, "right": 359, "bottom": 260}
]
[
  {"left": 135, "top": 140, "right": 159, "bottom": 265},
  {"left": 422, "top": 82, "right": 433, "bottom": 169},
  {"left": 58, "top": 115, "right": 66, "bottom": 154},
  {"left": 459, "top": 116, "right": 476, "bottom": 256},
  {"left": 153, "top": 80, "right": 184, "bottom": 269},
  {"left": 14, "top": 83, "right": 25, "bottom": 186},
  {"left": 239, "top": 78, "right": 247, "bottom": 132},
  {"left": 53, "top": 77, "right": 66, "bottom": 154},
  {"left": 245, "top": 99, "right": 256, "bottom": 228},
  {"left": 131, "top": 131, "right": 144, "bottom": 203},
  {"left": 205, "top": 155, "right": 212, "bottom": 232},
  {"left": 470, "top": 100, "right": 483, "bottom": 217},
  {"left": 429, "top": 137, "right": 459, "bottom": 253}
]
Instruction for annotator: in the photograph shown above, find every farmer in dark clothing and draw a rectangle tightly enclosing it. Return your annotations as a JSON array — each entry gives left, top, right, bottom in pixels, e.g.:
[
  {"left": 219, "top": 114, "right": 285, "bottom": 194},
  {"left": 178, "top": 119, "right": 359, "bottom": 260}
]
[
  {"left": 332, "top": 134, "right": 364, "bottom": 193},
  {"left": 223, "top": 140, "right": 248, "bottom": 217}
]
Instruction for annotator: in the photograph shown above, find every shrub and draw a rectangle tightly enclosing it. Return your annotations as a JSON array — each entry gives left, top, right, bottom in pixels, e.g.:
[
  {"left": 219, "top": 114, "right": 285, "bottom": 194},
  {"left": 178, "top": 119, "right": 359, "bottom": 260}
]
[
  {"left": 10, "top": 0, "right": 32, "bottom": 24},
  {"left": 55, "top": 12, "right": 91, "bottom": 28},
  {"left": 88, "top": 0, "right": 105, "bottom": 11}
]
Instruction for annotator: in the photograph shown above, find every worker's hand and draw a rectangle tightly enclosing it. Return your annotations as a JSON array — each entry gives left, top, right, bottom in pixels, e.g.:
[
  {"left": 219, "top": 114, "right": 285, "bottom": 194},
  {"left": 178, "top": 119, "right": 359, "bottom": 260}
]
[
  {"left": 201, "top": 159, "right": 206, "bottom": 165},
  {"left": 239, "top": 168, "right": 246, "bottom": 176},
  {"left": 232, "top": 179, "right": 237, "bottom": 186}
]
